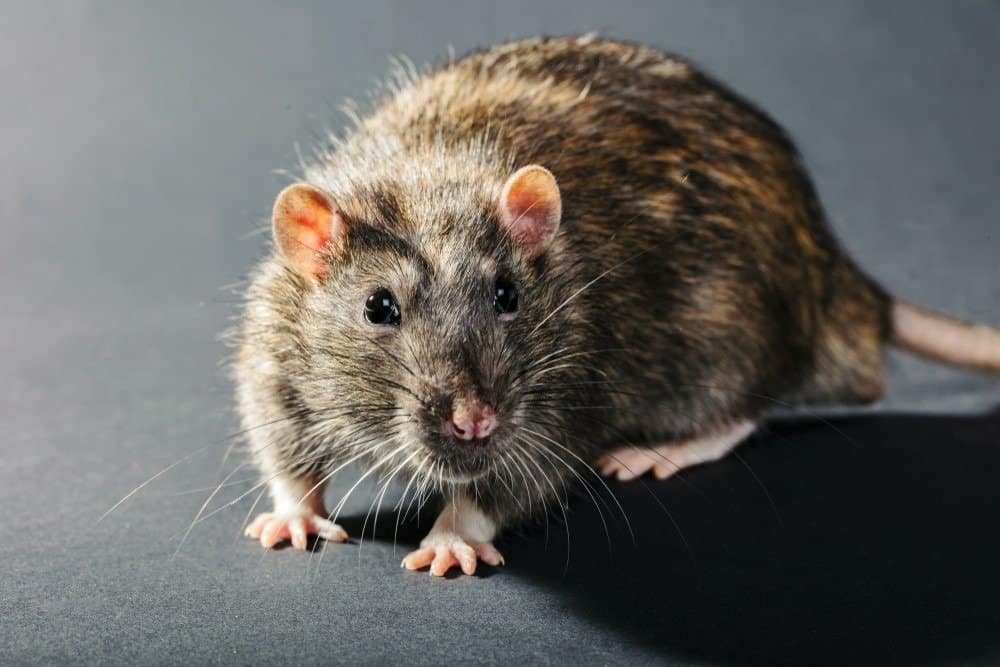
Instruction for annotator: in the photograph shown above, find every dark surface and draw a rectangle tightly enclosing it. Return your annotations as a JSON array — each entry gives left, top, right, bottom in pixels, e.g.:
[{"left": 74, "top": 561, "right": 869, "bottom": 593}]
[{"left": 2, "top": 2, "right": 998, "bottom": 665}]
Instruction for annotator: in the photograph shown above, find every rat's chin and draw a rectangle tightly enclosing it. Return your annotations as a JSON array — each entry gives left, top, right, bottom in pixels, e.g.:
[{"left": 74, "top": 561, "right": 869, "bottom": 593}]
[
  {"left": 435, "top": 468, "right": 484, "bottom": 484},
  {"left": 431, "top": 454, "right": 495, "bottom": 483},
  {"left": 422, "top": 438, "right": 502, "bottom": 483}
]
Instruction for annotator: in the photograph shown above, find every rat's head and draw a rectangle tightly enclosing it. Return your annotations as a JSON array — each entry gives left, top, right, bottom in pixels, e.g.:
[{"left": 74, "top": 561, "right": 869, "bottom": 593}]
[{"left": 271, "top": 165, "right": 587, "bottom": 486}]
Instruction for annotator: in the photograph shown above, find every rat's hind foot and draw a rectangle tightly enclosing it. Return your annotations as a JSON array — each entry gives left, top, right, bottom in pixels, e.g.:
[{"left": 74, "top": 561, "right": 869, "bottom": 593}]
[
  {"left": 401, "top": 496, "right": 501, "bottom": 576},
  {"left": 401, "top": 532, "right": 504, "bottom": 577},
  {"left": 245, "top": 509, "right": 348, "bottom": 549},
  {"left": 596, "top": 420, "right": 756, "bottom": 481}
]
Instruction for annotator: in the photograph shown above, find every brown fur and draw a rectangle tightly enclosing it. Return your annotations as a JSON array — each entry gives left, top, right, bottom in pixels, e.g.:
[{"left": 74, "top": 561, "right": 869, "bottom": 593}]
[{"left": 236, "top": 36, "right": 904, "bottom": 528}]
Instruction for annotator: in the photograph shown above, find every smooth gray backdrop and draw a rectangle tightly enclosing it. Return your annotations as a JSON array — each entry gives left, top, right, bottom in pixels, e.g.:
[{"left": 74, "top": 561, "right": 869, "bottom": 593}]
[{"left": 2, "top": 2, "right": 998, "bottom": 665}]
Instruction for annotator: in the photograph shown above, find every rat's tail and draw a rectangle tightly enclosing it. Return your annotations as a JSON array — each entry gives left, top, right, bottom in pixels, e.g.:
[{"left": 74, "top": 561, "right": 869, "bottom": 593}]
[{"left": 891, "top": 300, "right": 1000, "bottom": 373}]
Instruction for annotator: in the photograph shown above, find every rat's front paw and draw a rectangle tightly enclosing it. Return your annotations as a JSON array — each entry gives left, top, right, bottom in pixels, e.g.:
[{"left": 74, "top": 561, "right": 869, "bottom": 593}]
[
  {"left": 401, "top": 531, "right": 504, "bottom": 577},
  {"left": 245, "top": 509, "right": 348, "bottom": 550}
]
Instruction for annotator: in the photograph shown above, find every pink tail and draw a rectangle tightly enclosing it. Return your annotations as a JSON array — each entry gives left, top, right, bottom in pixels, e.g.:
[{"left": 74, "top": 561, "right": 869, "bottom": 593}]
[{"left": 891, "top": 301, "right": 1000, "bottom": 373}]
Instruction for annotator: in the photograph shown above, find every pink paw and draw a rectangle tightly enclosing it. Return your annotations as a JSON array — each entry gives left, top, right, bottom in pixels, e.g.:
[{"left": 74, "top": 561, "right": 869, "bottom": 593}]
[
  {"left": 595, "top": 445, "right": 685, "bottom": 481},
  {"left": 245, "top": 510, "right": 348, "bottom": 550},
  {"left": 401, "top": 532, "right": 504, "bottom": 576}
]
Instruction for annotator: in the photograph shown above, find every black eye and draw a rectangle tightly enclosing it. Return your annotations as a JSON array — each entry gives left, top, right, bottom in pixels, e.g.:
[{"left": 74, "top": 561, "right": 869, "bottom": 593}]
[
  {"left": 494, "top": 277, "right": 518, "bottom": 316},
  {"left": 364, "top": 287, "right": 401, "bottom": 326}
]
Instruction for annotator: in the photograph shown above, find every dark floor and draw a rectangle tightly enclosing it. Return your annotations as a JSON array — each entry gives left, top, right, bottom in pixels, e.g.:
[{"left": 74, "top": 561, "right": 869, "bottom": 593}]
[{"left": 2, "top": 1, "right": 998, "bottom": 665}]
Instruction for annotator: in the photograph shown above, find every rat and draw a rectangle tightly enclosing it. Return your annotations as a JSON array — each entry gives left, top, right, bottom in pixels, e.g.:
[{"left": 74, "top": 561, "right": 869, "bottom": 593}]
[{"left": 234, "top": 35, "right": 1000, "bottom": 577}]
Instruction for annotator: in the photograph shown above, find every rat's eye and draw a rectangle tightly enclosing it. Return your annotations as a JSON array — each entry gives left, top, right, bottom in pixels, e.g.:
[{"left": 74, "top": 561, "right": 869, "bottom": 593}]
[
  {"left": 364, "top": 287, "right": 401, "bottom": 326},
  {"left": 494, "top": 277, "right": 518, "bottom": 317}
]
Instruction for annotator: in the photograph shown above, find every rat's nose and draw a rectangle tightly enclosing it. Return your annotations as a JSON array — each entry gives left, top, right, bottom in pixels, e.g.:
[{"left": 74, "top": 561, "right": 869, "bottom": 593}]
[{"left": 448, "top": 398, "right": 498, "bottom": 440}]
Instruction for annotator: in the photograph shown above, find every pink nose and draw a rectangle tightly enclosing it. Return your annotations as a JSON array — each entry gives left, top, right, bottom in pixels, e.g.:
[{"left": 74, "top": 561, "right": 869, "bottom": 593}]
[{"left": 448, "top": 401, "right": 498, "bottom": 440}]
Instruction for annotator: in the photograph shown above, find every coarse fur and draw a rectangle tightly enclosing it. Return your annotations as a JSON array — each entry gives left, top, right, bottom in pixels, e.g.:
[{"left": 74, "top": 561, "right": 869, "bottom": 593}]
[{"left": 234, "top": 35, "right": 996, "bottom": 567}]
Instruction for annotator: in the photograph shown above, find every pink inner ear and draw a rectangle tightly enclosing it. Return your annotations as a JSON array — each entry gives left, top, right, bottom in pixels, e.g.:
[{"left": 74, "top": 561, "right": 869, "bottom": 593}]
[
  {"left": 500, "top": 166, "right": 562, "bottom": 254},
  {"left": 290, "top": 212, "right": 329, "bottom": 247},
  {"left": 272, "top": 184, "right": 346, "bottom": 281},
  {"left": 506, "top": 191, "right": 547, "bottom": 241}
]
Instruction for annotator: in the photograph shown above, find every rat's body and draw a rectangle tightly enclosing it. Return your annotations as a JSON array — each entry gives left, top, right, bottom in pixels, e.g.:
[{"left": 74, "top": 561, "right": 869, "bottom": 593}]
[{"left": 235, "top": 36, "right": 1000, "bottom": 575}]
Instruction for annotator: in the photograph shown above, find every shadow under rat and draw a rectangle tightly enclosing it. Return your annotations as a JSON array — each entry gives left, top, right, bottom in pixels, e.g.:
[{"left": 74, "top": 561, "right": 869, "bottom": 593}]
[{"left": 346, "top": 410, "right": 1000, "bottom": 664}]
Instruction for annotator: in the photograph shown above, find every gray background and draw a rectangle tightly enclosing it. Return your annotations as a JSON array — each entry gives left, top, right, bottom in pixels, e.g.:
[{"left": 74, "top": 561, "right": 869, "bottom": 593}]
[{"left": 2, "top": 1, "right": 998, "bottom": 665}]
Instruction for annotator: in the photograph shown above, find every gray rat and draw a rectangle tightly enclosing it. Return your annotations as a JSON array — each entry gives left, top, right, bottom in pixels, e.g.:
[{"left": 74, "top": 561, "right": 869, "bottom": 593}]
[{"left": 234, "top": 35, "right": 1000, "bottom": 576}]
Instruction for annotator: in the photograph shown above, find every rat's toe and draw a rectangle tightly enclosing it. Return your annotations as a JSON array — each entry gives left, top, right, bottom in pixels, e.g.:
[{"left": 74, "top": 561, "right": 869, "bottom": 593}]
[
  {"left": 401, "top": 547, "right": 436, "bottom": 571},
  {"left": 652, "top": 462, "right": 682, "bottom": 480},
  {"left": 288, "top": 517, "right": 308, "bottom": 550},
  {"left": 430, "top": 547, "right": 462, "bottom": 577},
  {"left": 472, "top": 541, "right": 505, "bottom": 566},
  {"left": 597, "top": 448, "right": 653, "bottom": 480},
  {"left": 259, "top": 518, "right": 288, "bottom": 548},
  {"left": 313, "top": 517, "right": 348, "bottom": 543},
  {"left": 451, "top": 542, "right": 478, "bottom": 575},
  {"left": 245, "top": 512, "right": 273, "bottom": 539}
]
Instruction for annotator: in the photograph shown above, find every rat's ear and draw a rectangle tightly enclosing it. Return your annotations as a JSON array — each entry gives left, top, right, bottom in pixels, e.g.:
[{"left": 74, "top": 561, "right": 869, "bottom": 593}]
[
  {"left": 271, "top": 183, "right": 348, "bottom": 281},
  {"left": 498, "top": 165, "right": 562, "bottom": 256}
]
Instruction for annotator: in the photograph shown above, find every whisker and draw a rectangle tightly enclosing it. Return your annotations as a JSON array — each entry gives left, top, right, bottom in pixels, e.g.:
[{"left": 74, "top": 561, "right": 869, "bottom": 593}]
[
  {"left": 393, "top": 454, "right": 429, "bottom": 555},
  {"left": 312, "top": 440, "right": 411, "bottom": 572},
  {"left": 236, "top": 485, "right": 269, "bottom": 547},
  {"left": 733, "top": 450, "right": 784, "bottom": 530},
  {"left": 520, "top": 426, "right": 635, "bottom": 543},
  {"left": 531, "top": 250, "right": 652, "bottom": 335},
  {"left": 156, "top": 477, "right": 259, "bottom": 498},
  {"left": 518, "top": 433, "right": 615, "bottom": 557},
  {"left": 173, "top": 461, "right": 249, "bottom": 559},
  {"left": 99, "top": 450, "right": 207, "bottom": 523},
  {"left": 359, "top": 449, "right": 419, "bottom": 566}
]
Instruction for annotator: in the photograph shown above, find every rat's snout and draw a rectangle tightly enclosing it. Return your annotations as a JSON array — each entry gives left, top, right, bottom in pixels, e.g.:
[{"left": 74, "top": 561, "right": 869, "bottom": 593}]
[{"left": 444, "top": 395, "right": 498, "bottom": 441}]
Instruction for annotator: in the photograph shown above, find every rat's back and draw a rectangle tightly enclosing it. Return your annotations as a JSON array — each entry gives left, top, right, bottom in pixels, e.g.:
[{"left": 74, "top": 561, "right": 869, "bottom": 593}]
[{"left": 344, "top": 35, "right": 890, "bottom": 417}]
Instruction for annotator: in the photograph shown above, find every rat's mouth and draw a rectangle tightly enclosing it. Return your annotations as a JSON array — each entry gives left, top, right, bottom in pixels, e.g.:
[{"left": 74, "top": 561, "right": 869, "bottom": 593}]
[
  {"left": 435, "top": 466, "right": 485, "bottom": 484},
  {"left": 423, "top": 434, "right": 503, "bottom": 483}
]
